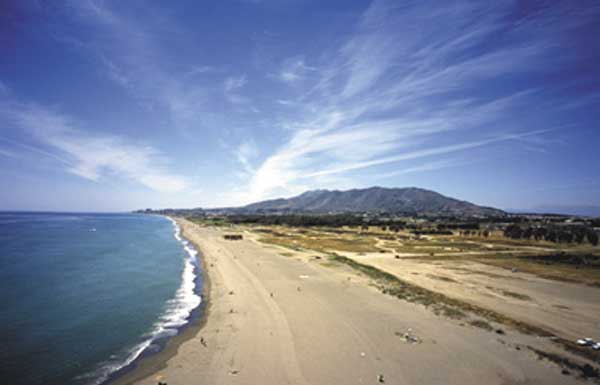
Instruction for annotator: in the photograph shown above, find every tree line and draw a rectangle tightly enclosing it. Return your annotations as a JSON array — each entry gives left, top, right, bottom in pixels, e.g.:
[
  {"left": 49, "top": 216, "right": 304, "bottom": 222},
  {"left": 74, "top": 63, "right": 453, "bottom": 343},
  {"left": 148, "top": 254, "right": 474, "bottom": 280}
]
[{"left": 504, "top": 224, "right": 599, "bottom": 246}]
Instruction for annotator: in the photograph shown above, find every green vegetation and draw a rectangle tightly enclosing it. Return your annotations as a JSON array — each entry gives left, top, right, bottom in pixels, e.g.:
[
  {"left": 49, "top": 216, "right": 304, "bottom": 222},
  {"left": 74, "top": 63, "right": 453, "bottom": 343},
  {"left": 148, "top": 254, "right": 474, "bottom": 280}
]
[
  {"left": 529, "top": 347, "right": 599, "bottom": 379},
  {"left": 504, "top": 224, "right": 599, "bottom": 246},
  {"left": 479, "top": 257, "right": 600, "bottom": 287},
  {"left": 328, "top": 254, "right": 543, "bottom": 330},
  {"left": 326, "top": 253, "right": 600, "bottom": 364},
  {"left": 426, "top": 274, "right": 457, "bottom": 283},
  {"left": 500, "top": 290, "right": 532, "bottom": 301},
  {"left": 469, "top": 319, "right": 493, "bottom": 331},
  {"left": 187, "top": 216, "right": 229, "bottom": 227}
]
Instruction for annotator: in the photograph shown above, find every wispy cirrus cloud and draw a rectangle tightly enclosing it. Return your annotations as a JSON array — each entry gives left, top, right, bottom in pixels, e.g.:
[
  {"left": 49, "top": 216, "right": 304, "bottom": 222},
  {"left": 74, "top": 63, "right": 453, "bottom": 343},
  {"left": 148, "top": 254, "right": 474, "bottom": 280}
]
[
  {"left": 276, "top": 57, "right": 316, "bottom": 84},
  {"left": 1, "top": 99, "right": 187, "bottom": 193},
  {"left": 373, "top": 159, "right": 469, "bottom": 180},
  {"left": 0, "top": 147, "right": 17, "bottom": 159},
  {"left": 233, "top": 0, "right": 598, "bottom": 205},
  {"left": 224, "top": 75, "right": 249, "bottom": 104},
  {"left": 60, "top": 0, "right": 214, "bottom": 131}
]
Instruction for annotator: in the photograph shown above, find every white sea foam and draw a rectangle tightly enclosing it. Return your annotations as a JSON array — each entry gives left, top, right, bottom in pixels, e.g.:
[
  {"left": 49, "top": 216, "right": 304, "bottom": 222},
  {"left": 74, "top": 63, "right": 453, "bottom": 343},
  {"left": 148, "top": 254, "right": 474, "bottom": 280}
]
[{"left": 81, "top": 216, "right": 202, "bottom": 385}]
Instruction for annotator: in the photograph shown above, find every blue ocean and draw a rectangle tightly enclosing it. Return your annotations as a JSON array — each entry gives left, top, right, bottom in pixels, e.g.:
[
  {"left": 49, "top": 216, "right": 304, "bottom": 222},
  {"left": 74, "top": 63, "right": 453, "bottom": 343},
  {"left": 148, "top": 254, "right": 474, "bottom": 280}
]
[{"left": 0, "top": 212, "right": 202, "bottom": 385}]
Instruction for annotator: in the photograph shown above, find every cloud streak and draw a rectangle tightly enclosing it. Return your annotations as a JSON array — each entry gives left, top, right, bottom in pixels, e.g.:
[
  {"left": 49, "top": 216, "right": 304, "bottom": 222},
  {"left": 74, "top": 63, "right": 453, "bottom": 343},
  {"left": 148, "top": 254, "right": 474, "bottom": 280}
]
[
  {"left": 234, "top": 0, "right": 594, "bottom": 205},
  {"left": 1, "top": 99, "right": 187, "bottom": 193},
  {"left": 62, "top": 0, "right": 213, "bottom": 132}
]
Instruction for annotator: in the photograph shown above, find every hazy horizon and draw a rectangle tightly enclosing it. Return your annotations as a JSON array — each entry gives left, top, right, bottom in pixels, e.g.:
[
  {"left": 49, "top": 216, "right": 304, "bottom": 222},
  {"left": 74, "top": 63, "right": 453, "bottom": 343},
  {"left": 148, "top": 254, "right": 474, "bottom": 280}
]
[{"left": 1, "top": 1, "right": 599, "bottom": 212}]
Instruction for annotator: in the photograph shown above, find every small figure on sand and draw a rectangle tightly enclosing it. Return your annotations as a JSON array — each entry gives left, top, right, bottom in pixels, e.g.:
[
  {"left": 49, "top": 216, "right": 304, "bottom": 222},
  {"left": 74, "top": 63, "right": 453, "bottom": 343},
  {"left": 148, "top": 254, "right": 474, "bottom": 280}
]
[{"left": 200, "top": 336, "right": 207, "bottom": 347}]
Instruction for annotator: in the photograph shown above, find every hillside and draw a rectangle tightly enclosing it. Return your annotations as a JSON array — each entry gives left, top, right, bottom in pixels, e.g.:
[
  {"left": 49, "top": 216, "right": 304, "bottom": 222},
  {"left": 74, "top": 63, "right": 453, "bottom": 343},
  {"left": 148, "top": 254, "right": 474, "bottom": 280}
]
[{"left": 234, "top": 187, "right": 505, "bottom": 217}]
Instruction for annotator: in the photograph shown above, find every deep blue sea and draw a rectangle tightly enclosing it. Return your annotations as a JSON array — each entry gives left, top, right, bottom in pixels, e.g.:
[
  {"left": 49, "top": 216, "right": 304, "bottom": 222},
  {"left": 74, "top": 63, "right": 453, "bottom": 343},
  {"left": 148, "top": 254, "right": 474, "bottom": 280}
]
[{"left": 0, "top": 212, "right": 202, "bottom": 385}]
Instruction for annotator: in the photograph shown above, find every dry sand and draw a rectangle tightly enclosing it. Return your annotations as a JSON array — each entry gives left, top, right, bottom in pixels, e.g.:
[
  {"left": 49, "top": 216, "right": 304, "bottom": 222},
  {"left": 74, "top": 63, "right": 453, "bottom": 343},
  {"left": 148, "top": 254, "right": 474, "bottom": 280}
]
[
  {"left": 118, "top": 219, "right": 585, "bottom": 385},
  {"left": 343, "top": 252, "right": 600, "bottom": 343}
]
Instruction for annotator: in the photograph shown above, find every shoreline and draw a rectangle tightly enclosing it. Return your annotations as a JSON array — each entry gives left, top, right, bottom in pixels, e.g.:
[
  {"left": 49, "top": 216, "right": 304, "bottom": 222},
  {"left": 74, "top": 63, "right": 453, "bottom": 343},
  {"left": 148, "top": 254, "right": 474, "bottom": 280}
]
[
  {"left": 113, "top": 219, "right": 588, "bottom": 385},
  {"left": 108, "top": 217, "right": 211, "bottom": 385}
]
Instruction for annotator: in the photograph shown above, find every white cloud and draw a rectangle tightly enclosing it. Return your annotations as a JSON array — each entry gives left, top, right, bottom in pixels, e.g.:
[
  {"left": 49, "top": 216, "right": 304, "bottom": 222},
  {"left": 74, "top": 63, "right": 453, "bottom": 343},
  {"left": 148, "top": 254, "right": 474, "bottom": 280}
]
[
  {"left": 224, "top": 75, "right": 247, "bottom": 92},
  {"left": 235, "top": 140, "right": 258, "bottom": 175},
  {"left": 277, "top": 57, "right": 316, "bottom": 84},
  {"left": 0, "top": 147, "right": 17, "bottom": 158},
  {"left": 2, "top": 101, "right": 187, "bottom": 193},
  {"left": 373, "top": 159, "right": 467, "bottom": 180},
  {"left": 223, "top": 75, "right": 249, "bottom": 104}
]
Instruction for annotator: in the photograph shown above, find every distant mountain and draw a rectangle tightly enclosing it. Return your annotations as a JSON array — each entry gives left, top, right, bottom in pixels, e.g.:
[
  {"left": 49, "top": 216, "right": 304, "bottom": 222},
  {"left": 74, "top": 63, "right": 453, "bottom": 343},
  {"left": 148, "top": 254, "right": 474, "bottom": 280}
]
[{"left": 228, "top": 187, "right": 505, "bottom": 217}]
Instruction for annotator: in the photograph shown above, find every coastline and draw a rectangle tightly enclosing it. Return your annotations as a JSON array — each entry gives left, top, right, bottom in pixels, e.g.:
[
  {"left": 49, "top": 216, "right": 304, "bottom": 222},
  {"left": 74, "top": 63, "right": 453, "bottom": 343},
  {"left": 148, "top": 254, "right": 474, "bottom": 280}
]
[
  {"left": 119, "top": 219, "right": 583, "bottom": 385},
  {"left": 107, "top": 217, "right": 211, "bottom": 385}
]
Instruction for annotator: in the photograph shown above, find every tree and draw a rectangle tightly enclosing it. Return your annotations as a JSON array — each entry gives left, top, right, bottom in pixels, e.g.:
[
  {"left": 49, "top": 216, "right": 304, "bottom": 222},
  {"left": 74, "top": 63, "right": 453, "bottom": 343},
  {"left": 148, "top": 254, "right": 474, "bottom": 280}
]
[
  {"left": 557, "top": 231, "right": 573, "bottom": 244},
  {"left": 573, "top": 228, "right": 586, "bottom": 244},
  {"left": 504, "top": 224, "right": 523, "bottom": 239},
  {"left": 587, "top": 229, "right": 599, "bottom": 246},
  {"left": 533, "top": 227, "right": 547, "bottom": 241}
]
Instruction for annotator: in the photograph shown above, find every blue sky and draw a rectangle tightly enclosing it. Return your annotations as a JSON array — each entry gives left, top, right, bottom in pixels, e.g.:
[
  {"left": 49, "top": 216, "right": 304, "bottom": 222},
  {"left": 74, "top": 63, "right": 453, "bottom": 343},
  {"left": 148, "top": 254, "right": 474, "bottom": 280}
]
[{"left": 1, "top": 0, "right": 599, "bottom": 212}]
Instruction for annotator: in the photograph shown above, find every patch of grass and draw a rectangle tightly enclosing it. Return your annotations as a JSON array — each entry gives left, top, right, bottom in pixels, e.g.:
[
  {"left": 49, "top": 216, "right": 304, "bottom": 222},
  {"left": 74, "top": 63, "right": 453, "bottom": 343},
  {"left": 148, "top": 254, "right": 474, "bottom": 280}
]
[
  {"left": 279, "top": 252, "right": 294, "bottom": 257},
  {"left": 188, "top": 216, "right": 229, "bottom": 226},
  {"left": 529, "top": 347, "right": 599, "bottom": 379},
  {"left": 501, "top": 290, "right": 532, "bottom": 301},
  {"left": 434, "top": 305, "right": 466, "bottom": 319},
  {"left": 478, "top": 257, "right": 600, "bottom": 287},
  {"left": 443, "top": 266, "right": 521, "bottom": 280},
  {"left": 328, "top": 253, "right": 600, "bottom": 364},
  {"left": 328, "top": 254, "right": 540, "bottom": 328},
  {"left": 426, "top": 274, "right": 458, "bottom": 283},
  {"left": 470, "top": 319, "right": 494, "bottom": 331},
  {"left": 258, "top": 231, "right": 379, "bottom": 253},
  {"left": 259, "top": 236, "right": 305, "bottom": 251}
]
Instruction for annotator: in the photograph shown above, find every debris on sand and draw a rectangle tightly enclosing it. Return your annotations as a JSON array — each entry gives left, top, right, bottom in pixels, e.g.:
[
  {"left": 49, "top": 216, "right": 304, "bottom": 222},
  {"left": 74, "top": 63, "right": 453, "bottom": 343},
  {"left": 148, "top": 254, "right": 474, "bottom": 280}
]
[
  {"left": 395, "top": 329, "right": 421, "bottom": 344},
  {"left": 377, "top": 374, "right": 385, "bottom": 383},
  {"left": 200, "top": 337, "right": 207, "bottom": 347},
  {"left": 228, "top": 370, "right": 239, "bottom": 375},
  {"left": 228, "top": 290, "right": 235, "bottom": 295},
  {"left": 576, "top": 337, "right": 594, "bottom": 346},
  {"left": 576, "top": 338, "right": 600, "bottom": 351}
]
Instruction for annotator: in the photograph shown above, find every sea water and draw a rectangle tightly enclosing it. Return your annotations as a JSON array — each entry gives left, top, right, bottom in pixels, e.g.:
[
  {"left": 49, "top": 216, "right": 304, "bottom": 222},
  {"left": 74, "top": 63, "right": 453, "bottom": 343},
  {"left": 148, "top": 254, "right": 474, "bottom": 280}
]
[{"left": 0, "top": 212, "right": 202, "bottom": 385}]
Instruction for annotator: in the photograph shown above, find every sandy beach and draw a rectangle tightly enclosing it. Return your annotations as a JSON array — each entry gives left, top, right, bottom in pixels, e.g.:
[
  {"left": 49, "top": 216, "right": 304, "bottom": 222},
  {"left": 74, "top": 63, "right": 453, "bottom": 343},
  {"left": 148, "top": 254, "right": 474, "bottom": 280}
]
[{"left": 115, "top": 218, "right": 587, "bottom": 385}]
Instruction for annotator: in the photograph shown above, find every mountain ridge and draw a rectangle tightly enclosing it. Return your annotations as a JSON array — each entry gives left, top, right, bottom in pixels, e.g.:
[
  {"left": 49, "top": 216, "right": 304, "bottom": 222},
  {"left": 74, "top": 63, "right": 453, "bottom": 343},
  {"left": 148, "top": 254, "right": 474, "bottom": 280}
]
[{"left": 222, "top": 186, "right": 505, "bottom": 217}]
